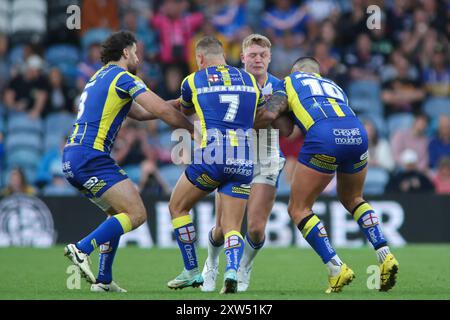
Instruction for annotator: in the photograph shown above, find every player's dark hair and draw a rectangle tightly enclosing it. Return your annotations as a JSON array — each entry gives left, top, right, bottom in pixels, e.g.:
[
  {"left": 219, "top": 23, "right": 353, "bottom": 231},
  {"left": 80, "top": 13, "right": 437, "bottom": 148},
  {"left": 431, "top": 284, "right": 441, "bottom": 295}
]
[
  {"left": 195, "top": 36, "right": 224, "bottom": 56},
  {"left": 100, "top": 31, "right": 137, "bottom": 65}
]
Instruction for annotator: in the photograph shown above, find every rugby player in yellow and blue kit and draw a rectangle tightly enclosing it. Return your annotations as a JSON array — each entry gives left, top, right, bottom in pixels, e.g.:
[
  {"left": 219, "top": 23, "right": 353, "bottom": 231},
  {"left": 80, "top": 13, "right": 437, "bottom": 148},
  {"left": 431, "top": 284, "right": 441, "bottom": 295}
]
[
  {"left": 167, "top": 37, "right": 264, "bottom": 294},
  {"left": 264, "top": 57, "right": 399, "bottom": 293},
  {"left": 62, "top": 31, "right": 194, "bottom": 292}
]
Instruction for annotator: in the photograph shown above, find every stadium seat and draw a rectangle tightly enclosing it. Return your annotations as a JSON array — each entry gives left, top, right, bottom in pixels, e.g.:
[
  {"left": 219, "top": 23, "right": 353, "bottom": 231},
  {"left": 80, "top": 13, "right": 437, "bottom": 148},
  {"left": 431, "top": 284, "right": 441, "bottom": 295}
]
[
  {"left": 387, "top": 113, "right": 415, "bottom": 138},
  {"left": 348, "top": 80, "right": 383, "bottom": 116},
  {"left": 159, "top": 165, "right": 186, "bottom": 189},
  {"left": 42, "top": 184, "right": 78, "bottom": 196},
  {"left": 46, "top": 44, "right": 80, "bottom": 66},
  {"left": 6, "top": 148, "right": 41, "bottom": 170},
  {"left": 423, "top": 97, "right": 450, "bottom": 119},
  {"left": 81, "top": 28, "right": 111, "bottom": 53},
  {"left": 364, "top": 167, "right": 389, "bottom": 195},
  {"left": 7, "top": 113, "right": 43, "bottom": 134},
  {"left": 44, "top": 113, "right": 74, "bottom": 151},
  {"left": 11, "top": 0, "right": 47, "bottom": 14},
  {"left": 8, "top": 45, "right": 24, "bottom": 66},
  {"left": 123, "top": 165, "right": 141, "bottom": 185},
  {"left": 0, "top": 0, "right": 9, "bottom": 34},
  {"left": 5, "top": 132, "right": 42, "bottom": 152}
]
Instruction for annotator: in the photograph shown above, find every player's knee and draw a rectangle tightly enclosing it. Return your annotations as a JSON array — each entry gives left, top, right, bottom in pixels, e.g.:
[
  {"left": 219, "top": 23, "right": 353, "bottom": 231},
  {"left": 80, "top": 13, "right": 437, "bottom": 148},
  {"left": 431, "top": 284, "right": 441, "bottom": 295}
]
[
  {"left": 247, "top": 223, "right": 265, "bottom": 244},
  {"left": 168, "top": 201, "right": 188, "bottom": 218},
  {"left": 288, "top": 203, "right": 311, "bottom": 225},
  {"left": 340, "top": 196, "right": 365, "bottom": 213}
]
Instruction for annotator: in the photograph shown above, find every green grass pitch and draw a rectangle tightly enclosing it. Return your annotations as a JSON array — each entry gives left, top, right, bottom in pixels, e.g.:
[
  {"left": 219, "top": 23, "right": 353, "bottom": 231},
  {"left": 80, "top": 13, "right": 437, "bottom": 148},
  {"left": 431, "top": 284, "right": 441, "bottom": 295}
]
[{"left": 0, "top": 244, "right": 449, "bottom": 300}]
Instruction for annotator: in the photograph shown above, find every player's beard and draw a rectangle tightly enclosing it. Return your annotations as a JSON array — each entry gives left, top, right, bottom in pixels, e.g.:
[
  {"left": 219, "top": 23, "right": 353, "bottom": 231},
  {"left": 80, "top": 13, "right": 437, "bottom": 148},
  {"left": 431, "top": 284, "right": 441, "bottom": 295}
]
[{"left": 128, "top": 63, "right": 138, "bottom": 75}]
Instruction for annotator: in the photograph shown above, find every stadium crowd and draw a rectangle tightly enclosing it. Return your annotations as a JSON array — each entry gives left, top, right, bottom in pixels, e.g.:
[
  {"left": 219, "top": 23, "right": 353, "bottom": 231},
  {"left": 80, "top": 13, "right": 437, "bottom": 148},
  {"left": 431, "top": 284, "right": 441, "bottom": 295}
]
[{"left": 0, "top": 0, "right": 448, "bottom": 197}]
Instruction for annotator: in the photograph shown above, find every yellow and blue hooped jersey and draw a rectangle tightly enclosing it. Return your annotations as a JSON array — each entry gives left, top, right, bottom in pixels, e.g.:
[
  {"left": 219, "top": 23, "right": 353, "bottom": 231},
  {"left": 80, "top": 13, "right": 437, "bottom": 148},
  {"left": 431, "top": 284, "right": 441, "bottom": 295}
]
[
  {"left": 274, "top": 72, "right": 356, "bottom": 134},
  {"left": 67, "top": 64, "right": 150, "bottom": 153},
  {"left": 180, "top": 64, "right": 264, "bottom": 148}
]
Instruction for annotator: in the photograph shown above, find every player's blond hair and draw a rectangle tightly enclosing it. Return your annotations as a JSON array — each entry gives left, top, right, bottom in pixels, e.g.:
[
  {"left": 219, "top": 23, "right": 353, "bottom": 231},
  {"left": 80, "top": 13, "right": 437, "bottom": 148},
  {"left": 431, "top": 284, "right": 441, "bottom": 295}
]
[{"left": 242, "top": 34, "right": 272, "bottom": 52}]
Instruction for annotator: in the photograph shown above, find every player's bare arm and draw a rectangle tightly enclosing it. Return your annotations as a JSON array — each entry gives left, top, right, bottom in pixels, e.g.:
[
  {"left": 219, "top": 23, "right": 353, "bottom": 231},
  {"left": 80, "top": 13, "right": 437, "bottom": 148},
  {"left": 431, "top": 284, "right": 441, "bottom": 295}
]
[
  {"left": 254, "top": 95, "right": 289, "bottom": 128},
  {"left": 135, "top": 91, "right": 194, "bottom": 133},
  {"left": 128, "top": 102, "right": 157, "bottom": 121}
]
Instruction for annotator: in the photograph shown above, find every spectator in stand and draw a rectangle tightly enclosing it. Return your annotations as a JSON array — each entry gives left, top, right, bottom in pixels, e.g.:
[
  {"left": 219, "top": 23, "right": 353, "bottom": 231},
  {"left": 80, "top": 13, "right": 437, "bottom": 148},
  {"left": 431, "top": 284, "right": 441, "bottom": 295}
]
[
  {"left": 140, "top": 160, "right": 171, "bottom": 196},
  {"left": 344, "top": 33, "right": 383, "bottom": 82},
  {"left": 210, "top": 0, "right": 247, "bottom": 41},
  {"left": 422, "top": 49, "right": 450, "bottom": 99},
  {"left": 121, "top": 9, "right": 159, "bottom": 61},
  {"left": 432, "top": 157, "right": 450, "bottom": 195},
  {"left": 381, "top": 54, "right": 425, "bottom": 116},
  {"left": 76, "top": 42, "right": 103, "bottom": 91},
  {"left": 364, "top": 119, "right": 395, "bottom": 172},
  {"left": 1, "top": 167, "right": 36, "bottom": 196},
  {"left": 270, "top": 31, "right": 304, "bottom": 78},
  {"left": 3, "top": 55, "right": 48, "bottom": 119},
  {"left": 391, "top": 113, "right": 429, "bottom": 172},
  {"left": 0, "top": 34, "right": 10, "bottom": 94},
  {"left": 151, "top": 0, "right": 203, "bottom": 68},
  {"left": 262, "top": 0, "right": 310, "bottom": 47},
  {"left": 429, "top": 115, "right": 450, "bottom": 169},
  {"left": 158, "top": 64, "right": 185, "bottom": 101},
  {"left": 369, "top": 13, "right": 394, "bottom": 60},
  {"left": 313, "top": 41, "right": 341, "bottom": 79},
  {"left": 336, "top": 0, "right": 367, "bottom": 48},
  {"left": 44, "top": 68, "right": 76, "bottom": 117},
  {"left": 81, "top": 0, "right": 120, "bottom": 34},
  {"left": 386, "top": 149, "right": 435, "bottom": 193}
]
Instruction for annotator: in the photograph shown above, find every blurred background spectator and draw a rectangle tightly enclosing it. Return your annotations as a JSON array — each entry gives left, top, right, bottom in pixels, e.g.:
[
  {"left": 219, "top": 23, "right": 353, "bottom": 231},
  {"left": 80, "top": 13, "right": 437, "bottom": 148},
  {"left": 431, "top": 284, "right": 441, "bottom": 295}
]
[{"left": 0, "top": 0, "right": 447, "bottom": 198}]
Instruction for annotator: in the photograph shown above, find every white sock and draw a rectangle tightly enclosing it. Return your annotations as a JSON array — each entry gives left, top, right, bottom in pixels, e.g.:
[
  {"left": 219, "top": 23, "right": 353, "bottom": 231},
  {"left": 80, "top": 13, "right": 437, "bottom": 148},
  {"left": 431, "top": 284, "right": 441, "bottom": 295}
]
[
  {"left": 376, "top": 246, "right": 391, "bottom": 264},
  {"left": 326, "top": 255, "right": 343, "bottom": 277},
  {"left": 207, "top": 229, "right": 223, "bottom": 266},
  {"left": 240, "top": 235, "right": 264, "bottom": 269}
]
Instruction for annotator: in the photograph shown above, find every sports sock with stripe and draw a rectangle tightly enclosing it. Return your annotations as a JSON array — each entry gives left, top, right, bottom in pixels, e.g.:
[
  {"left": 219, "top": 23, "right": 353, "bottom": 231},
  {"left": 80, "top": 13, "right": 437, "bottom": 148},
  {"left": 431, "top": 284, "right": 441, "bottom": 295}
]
[
  {"left": 298, "top": 214, "right": 338, "bottom": 265},
  {"left": 97, "top": 234, "right": 120, "bottom": 284},
  {"left": 206, "top": 227, "right": 223, "bottom": 266},
  {"left": 352, "top": 202, "right": 389, "bottom": 261},
  {"left": 240, "top": 234, "right": 265, "bottom": 269},
  {"left": 224, "top": 231, "right": 245, "bottom": 272},
  {"left": 76, "top": 213, "right": 132, "bottom": 255},
  {"left": 172, "top": 215, "right": 198, "bottom": 271}
]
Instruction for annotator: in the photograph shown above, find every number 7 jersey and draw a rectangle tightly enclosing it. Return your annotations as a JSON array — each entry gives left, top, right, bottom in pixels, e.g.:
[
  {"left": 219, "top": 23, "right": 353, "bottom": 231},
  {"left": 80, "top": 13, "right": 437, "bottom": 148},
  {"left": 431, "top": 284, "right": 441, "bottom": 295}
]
[
  {"left": 273, "top": 72, "right": 356, "bottom": 134},
  {"left": 180, "top": 64, "right": 264, "bottom": 148}
]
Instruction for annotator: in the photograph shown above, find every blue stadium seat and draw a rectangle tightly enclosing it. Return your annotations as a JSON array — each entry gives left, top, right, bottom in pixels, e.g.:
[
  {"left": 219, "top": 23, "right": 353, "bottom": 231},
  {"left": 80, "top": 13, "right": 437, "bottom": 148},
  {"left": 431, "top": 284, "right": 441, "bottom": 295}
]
[
  {"left": 6, "top": 148, "right": 41, "bottom": 167},
  {"left": 123, "top": 165, "right": 141, "bottom": 185},
  {"left": 364, "top": 167, "right": 389, "bottom": 195},
  {"left": 7, "top": 113, "right": 43, "bottom": 134},
  {"left": 5, "top": 132, "right": 42, "bottom": 152},
  {"left": 81, "top": 28, "right": 111, "bottom": 53},
  {"left": 423, "top": 97, "right": 450, "bottom": 119},
  {"left": 348, "top": 80, "right": 383, "bottom": 116},
  {"left": 44, "top": 112, "right": 74, "bottom": 151},
  {"left": 42, "top": 184, "right": 78, "bottom": 196},
  {"left": 46, "top": 44, "right": 80, "bottom": 66},
  {"left": 8, "top": 45, "right": 24, "bottom": 66},
  {"left": 387, "top": 113, "right": 415, "bottom": 138},
  {"left": 159, "top": 165, "right": 186, "bottom": 189}
]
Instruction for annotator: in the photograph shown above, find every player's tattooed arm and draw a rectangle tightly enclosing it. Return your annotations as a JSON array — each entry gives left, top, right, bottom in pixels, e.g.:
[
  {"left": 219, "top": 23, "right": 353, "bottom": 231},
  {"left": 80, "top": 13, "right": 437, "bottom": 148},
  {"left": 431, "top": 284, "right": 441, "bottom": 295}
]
[
  {"left": 266, "top": 95, "right": 288, "bottom": 118},
  {"left": 254, "top": 95, "right": 289, "bottom": 129}
]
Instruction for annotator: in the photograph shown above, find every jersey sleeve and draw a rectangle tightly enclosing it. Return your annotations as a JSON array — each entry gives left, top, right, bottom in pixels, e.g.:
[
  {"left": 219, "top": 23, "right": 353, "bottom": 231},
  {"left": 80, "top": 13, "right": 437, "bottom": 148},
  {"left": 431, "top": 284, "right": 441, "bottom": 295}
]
[
  {"left": 180, "top": 75, "right": 194, "bottom": 109},
  {"left": 116, "top": 72, "right": 150, "bottom": 100},
  {"left": 273, "top": 78, "right": 287, "bottom": 97}
]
